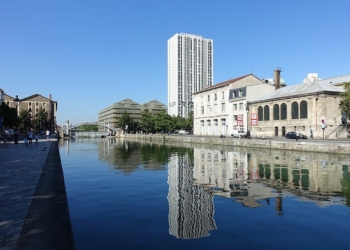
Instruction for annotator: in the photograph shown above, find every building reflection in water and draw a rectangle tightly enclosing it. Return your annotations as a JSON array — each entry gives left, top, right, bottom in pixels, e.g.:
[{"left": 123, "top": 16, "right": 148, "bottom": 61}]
[
  {"left": 167, "top": 153, "right": 217, "bottom": 239},
  {"left": 64, "top": 138, "right": 350, "bottom": 239},
  {"left": 193, "top": 146, "right": 350, "bottom": 212}
]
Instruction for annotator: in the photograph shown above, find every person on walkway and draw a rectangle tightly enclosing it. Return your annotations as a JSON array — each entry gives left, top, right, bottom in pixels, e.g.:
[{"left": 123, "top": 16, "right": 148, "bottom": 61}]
[
  {"left": 296, "top": 131, "right": 300, "bottom": 142},
  {"left": 46, "top": 129, "right": 50, "bottom": 140},
  {"left": 35, "top": 132, "right": 39, "bottom": 144},
  {"left": 28, "top": 130, "right": 33, "bottom": 144},
  {"left": 7, "top": 133, "right": 12, "bottom": 144}
]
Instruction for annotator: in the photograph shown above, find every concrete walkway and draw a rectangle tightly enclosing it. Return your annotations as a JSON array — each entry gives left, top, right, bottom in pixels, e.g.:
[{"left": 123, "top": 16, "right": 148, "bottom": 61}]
[{"left": 0, "top": 137, "right": 75, "bottom": 250}]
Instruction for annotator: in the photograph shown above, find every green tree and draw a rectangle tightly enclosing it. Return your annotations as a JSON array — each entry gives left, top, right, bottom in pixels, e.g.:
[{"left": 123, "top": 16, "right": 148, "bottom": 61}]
[
  {"left": 172, "top": 115, "right": 186, "bottom": 131},
  {"left": 0, "top": 102, "right": 16, "bottom": 128},
  {"left": 138, "top": 110, "right": 154, "bottom": 133},
  {"left": 18, "top": 109, "right": 32, "bottom": 131},
  {"left": 117, "top": 111, "right": 132, "bottom": 132},
  {"left": 153, "top": 109, "right": 171, "bottom": 133},
  {"left": 339, "top": 82, "right": 350, "bottom": 120},
  {"left": 34, "top": 107, "right": 48, "bottom": 132},
  {"left": 77, "top": 124, "right": 98, "bottom": 131},
  {"left": 185, "top": 111, "right": 194, "bottom": 131}
]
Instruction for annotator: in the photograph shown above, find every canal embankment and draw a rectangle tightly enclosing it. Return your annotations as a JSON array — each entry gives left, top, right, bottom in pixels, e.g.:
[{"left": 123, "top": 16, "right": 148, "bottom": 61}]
[{"left": 120, "top": 134, "right": 350, "bottom": 155}]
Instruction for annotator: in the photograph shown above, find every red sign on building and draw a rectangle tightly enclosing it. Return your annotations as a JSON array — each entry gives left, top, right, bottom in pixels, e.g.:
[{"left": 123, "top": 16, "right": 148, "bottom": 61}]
[{"left": 250, "top": 113, "right": 257, "bottom": 126}]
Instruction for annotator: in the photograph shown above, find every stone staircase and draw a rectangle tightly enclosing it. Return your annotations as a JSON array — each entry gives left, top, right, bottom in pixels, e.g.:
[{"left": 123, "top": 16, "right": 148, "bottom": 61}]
[{"left": 327, "top": 125, "right": 349, "bottom": 139}]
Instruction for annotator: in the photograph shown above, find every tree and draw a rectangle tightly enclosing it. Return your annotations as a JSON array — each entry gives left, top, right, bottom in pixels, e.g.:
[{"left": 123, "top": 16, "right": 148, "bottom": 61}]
[
  {"left": 153, "top": 109, "right": 171, "bottom": 133},
  {"left": 172, "top": 115, "right": 186, "bottom": 131},
  {"left": 185, "top": 111, "right": 194, "bottom": 131},
  {"left": 0, "top": 102, "right": 16, "bottom": 128},
  {"left": 19, "top": 109, "right": 32, "bottom": 131},
  {"left": 339, "top": 82, "right": 350, "bottom": 120},
  {"left": 138, "top": 110, "right": 154, "bottom": 133},
  {"left": 117, "top": 111, "right": 132, "bottom": 132},
  {"left": 77, "top": 124, "right": 98, "bottom": 131},
  {"left": 35, "top": 107, "right": 48, "bottom": 131}
]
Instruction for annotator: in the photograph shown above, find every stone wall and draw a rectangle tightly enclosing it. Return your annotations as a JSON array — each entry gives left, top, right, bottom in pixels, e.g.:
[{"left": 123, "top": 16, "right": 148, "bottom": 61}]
[{"left": 120, "top": 134, "right": 350, "bottom": 155}]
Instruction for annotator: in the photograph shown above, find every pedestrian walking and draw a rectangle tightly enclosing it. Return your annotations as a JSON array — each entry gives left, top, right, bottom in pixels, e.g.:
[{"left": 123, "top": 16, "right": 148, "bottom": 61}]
[
  {"left": 46, "top": 129, "right": 50, "bottom": 141},
  {"left": 28, "top": 131, "right": 33, "bottom": 144},
  {"left": 296, "top": 131, "right": 300, "bottom": 142}
]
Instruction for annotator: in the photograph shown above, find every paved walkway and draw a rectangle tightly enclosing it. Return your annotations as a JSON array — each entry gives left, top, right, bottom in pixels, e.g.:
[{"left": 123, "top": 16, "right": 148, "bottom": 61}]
[{"left": 0, "top": 136, "right": 74, "bottom": 250}]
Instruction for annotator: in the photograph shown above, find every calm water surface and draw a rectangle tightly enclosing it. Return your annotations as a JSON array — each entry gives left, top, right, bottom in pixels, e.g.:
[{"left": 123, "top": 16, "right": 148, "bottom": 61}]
[{"left": 59, "top": 138, "right": 350, "bottom": 250}]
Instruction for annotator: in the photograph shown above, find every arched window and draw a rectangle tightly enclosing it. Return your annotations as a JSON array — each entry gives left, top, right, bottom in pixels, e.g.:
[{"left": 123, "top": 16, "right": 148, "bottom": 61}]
[
  {"left": 292, "top": 102, "right": 299, "bottom": 119},
  {"left": 264, "top": 105, "right": 270, "bottom": 121},
  {"left": 273, "top": 104, "right": 279, "bottom": 120},
  {"left": 300, "top": 100, "right": 307, "bottom": 118},
  {"left": 281, "top": 103, "right": 287, "bottom": 120},
  {"left": 258, "top": 106, "right": 263, "bottom": 121}
]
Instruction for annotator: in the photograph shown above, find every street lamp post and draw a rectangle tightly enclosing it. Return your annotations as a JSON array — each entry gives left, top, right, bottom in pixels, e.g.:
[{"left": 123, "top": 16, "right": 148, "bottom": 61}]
[
  {"left": 13, "top": 95, "right": 20, "bottom": 144},
  {"left": 246, "top": 104, "right": 250, "bottom": 138},
  {"left": 28, "top": 108, "right": 32, "bottom": 130},
  {"left": 35, "top": 114, "right": 38, "bottom": 133}
]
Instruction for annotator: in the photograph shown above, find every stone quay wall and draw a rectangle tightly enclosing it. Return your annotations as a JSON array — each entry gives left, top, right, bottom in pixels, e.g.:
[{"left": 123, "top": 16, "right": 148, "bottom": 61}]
[{"left": 120, "top": 134, "right": 350, "bottom": 155}]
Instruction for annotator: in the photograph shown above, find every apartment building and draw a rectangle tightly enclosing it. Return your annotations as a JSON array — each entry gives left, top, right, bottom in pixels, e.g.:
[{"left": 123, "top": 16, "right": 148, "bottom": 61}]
[
  {"left": 193, "top": 74, "right": 275, "bottom": 136},
  {"left": 98, "top": 98, "right": 167, "bottom": 129},
  {"left": 168, "top": 33, "right": 213, "bottom": 118}
]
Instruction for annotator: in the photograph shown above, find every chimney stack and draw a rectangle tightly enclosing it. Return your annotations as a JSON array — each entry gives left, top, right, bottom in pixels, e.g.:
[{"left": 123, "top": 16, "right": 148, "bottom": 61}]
[
  {"left": 274, "top": 68, "right": 282, "bottom": 90},
  {"left": 49, "top": 94, "right": 52, "bottom": 100}
]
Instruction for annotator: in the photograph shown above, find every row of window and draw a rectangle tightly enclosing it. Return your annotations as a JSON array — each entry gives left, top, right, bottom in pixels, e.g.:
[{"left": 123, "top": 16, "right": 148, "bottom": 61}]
[
  {"left": 208, "top": 92, "right": 225, "bottom": 102},
  {"left": 258, "top": 101, "right": 308, "bottom": 121},
  {"left": 199, "top": 102, "right": 245, "bottom": 115},
  {"left": 28, "top": 102, "right": 46, "bottom": 107}
]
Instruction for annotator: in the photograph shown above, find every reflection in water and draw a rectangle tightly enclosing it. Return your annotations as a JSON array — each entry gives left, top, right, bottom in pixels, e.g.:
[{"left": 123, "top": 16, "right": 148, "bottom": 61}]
[
  {"left": 192, "top": 146, "right": 350, "bottom": 210},
  {"left": 61, "top": 137, "right": 350, "bottom": 240},
  {"left": 167, "top": 154, "right": 216, "bottom": 239},
  {"left": 342, "top": 169, "right": 350, "bottom": 206}
]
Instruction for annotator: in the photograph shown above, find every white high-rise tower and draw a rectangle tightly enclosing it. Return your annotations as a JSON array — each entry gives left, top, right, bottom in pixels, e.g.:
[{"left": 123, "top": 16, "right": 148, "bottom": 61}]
[{"left": 168, "top": 33, "right": 213, "bottom": 118}]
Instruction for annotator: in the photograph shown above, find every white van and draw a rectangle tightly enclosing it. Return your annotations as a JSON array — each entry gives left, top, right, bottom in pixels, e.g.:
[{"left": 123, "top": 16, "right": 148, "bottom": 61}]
[
  {"left": 231, "top": 130, "right": 246, "bottom": 138},
  {"left": 4, "top": 129, "right": 15, "bottom": 136}
]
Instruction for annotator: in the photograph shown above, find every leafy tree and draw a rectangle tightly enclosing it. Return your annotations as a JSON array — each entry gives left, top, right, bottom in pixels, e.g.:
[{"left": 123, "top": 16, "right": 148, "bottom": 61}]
[
  {"left": 153, "top": 109, "right": 171, "bottom": 133},
  {"left": 172, "top": 115, "right": 186, "bottom": 131},
  {"left": 18, "top": 109, "right": 32, "bottom": 131},
  {"left": 339, "top": 82, "right": 350, "bottom": 120},
  {"left": 185, "top": 111, "right": 194, "bottom": 131},
  {"left": 0, "top": 102, "right": 16, "bottom": 128},
  {"left": 138, "top": 110, "right": 154, "bottom": 133},
  {"left": 77, "top": 124, "right": 98, "bottom": 131},
  {"left": 117, "top": 111, "right": 132, "bottom": 132},
  {"left": 34, "top": 107, "right": 48, "bottom": 131}
]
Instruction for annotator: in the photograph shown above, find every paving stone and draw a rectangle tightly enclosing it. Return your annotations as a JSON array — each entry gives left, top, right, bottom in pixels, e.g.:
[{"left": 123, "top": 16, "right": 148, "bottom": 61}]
[{"left": 0, "top": 139, "right": 52, "bottom": 249}]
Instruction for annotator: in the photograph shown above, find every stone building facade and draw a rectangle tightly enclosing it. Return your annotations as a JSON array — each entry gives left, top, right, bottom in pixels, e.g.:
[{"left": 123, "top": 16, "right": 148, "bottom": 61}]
[
  {"left": 248, "top": 74, "right": 350, "bottom": 139},
  {"left": 193, "top": 74, "right": 275, "bottom": 136},
  {"left": 3, "top": 93, "right": 57, "bottom": 133}
]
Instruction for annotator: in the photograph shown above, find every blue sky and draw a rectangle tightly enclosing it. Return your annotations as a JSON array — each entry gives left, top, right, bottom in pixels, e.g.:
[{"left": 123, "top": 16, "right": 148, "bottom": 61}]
[{"left": 1, "top": 0, "right": 349, "bottom": 126}]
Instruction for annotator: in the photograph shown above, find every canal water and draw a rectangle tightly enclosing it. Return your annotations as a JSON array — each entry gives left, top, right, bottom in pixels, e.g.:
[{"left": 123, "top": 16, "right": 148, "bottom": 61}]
[{"left": 58, "top": 138, "right": 350, "bottom": 250}]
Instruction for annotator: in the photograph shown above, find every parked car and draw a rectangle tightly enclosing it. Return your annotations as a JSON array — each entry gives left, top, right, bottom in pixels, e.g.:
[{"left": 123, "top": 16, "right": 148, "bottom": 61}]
[
  {"left": 231, "top": 130, "right": 246, "bottom": 138},
  {"left": 285, "top": 131, "right": 307, "bottom": 139},
  {"left": 178, "top": 130, "right": 188, "bottom": 135}
]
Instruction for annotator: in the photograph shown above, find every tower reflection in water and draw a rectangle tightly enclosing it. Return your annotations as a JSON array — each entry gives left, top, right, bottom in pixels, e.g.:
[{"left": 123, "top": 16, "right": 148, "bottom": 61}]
[
  {"left": 167, "top": 145, "right": 350, "bottom": 238},
  {"left": 88, "top": 138, "right": 350, "bottom": 239},
  {"left": 167, "top": 153, "right": 217, "bottom": 239}
]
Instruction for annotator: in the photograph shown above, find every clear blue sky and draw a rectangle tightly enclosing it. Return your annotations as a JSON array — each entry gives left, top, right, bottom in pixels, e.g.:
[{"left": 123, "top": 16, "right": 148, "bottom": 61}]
[{"left": 1, "top": 0, "right": 349, "bottom": 126}]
